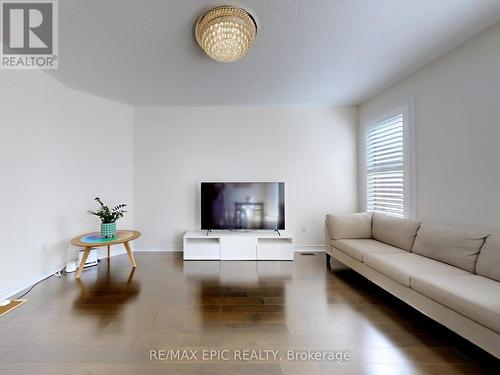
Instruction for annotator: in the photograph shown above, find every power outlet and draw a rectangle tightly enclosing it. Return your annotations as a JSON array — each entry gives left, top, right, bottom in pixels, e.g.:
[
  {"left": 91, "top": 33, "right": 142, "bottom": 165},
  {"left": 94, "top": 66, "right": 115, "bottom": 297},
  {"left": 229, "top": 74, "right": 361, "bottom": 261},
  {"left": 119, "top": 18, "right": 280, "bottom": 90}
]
[{"left": 301, "top": 225, "right": 307, "bottom": 233}]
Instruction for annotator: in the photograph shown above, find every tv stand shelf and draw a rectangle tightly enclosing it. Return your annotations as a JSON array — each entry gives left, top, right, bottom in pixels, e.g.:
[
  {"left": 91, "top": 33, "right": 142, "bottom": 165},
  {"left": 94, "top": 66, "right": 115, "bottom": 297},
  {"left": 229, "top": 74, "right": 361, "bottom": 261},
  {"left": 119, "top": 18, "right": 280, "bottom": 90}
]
[{"left": 183, "top": 231, "right": 293, "bottom": 260}]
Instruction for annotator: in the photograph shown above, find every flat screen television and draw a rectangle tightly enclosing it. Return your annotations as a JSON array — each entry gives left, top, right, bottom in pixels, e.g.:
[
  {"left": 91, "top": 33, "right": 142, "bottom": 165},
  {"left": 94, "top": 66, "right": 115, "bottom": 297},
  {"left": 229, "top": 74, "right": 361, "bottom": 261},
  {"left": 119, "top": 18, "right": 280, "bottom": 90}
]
[{"left": 201, "top": 182, "right": 285, "bottom": 230}]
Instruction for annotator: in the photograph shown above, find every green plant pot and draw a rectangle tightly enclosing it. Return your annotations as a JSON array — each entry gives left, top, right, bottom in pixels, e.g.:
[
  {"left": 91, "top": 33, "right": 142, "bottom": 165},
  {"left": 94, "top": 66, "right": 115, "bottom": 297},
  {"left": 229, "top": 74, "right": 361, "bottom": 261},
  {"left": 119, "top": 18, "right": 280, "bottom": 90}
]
[{"left": 101, "top": 222, "right": 116, "bottom": 238}]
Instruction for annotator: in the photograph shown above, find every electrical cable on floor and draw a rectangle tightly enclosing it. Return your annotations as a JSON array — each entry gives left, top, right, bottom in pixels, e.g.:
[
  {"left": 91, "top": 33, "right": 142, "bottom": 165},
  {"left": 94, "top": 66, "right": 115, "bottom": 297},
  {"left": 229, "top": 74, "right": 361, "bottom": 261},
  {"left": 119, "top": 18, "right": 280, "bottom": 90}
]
[{"left": 14, "top": 266, "right": 65, "bottom": 299}]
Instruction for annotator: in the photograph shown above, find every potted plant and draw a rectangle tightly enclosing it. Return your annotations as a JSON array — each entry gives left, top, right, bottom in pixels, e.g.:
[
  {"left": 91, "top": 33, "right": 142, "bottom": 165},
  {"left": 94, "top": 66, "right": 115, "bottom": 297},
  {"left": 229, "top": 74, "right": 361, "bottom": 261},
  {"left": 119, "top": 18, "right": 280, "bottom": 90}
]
[{"left": 88, "top": 197, "right": 127, "bottom": 238}]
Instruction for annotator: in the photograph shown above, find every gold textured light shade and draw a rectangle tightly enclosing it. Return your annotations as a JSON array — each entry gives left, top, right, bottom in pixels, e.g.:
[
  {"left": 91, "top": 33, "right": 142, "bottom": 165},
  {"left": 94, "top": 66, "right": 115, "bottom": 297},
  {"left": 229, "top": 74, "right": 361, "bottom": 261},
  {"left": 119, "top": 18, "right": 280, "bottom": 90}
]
[{"left": 195, "top": 6, "right": 257, "bottom": 63}]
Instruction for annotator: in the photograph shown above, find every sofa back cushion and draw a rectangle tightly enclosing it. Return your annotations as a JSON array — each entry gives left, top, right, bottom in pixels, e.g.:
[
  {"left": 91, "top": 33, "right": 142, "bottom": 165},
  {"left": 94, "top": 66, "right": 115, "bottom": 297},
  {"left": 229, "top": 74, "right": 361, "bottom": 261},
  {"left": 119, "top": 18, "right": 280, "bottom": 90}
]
[
  {"left": 372, "top": 212, "right": 422, "bottom": 251},
  {"left": 412, "top": 222, "right": 489, "bottom": 273},
  {"left": 476, "top": 235, "right": 500, "bottom": 281},
  {"left": 326, "top": 213, "right": 372, "bottom": 239}
]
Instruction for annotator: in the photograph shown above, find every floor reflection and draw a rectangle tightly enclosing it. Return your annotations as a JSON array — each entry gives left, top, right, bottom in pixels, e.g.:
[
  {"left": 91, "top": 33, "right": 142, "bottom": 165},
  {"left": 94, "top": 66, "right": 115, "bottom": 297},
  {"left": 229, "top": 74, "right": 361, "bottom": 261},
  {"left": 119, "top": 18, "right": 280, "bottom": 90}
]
[
  {"left": 184, "top": 261, "right": 291, "bottom": 326},
  {"left": 0, "top": 253, "right": 495, "bottom": 371},
  {"left": 325, "top": 262, "right": 461, "bottom": 352},
  {"left": 73, "top": 263, "right": 140, "bottom": 325}
]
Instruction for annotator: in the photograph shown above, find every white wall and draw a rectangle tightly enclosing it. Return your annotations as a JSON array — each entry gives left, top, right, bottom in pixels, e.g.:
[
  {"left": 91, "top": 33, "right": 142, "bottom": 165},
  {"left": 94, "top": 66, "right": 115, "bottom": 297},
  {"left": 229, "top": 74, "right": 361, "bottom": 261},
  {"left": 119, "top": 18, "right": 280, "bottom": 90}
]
[
  {"left": 133, "top": 106, "right": 358, "bottom": 250},
  {"left": 0, "top": 71, "right": 134, "bottom": 299},
  {"left": 359, "top": 21, "right": 500, "bottom": 232}
]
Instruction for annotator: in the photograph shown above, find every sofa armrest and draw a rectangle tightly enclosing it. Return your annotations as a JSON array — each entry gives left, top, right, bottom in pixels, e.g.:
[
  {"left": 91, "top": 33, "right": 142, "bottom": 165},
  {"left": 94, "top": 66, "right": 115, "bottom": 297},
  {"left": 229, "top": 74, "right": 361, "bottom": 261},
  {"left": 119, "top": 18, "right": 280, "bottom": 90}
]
[{"left": 325, "top": 212, "right": 373, "bottom": 240}]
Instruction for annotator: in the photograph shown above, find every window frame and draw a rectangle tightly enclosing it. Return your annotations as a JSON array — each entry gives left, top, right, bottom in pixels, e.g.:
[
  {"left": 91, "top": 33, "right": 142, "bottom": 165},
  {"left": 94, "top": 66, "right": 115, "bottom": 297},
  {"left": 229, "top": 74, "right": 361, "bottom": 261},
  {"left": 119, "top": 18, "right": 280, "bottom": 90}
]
[{"left": 360, "top": 98, "right": 416, "bottom": 218}]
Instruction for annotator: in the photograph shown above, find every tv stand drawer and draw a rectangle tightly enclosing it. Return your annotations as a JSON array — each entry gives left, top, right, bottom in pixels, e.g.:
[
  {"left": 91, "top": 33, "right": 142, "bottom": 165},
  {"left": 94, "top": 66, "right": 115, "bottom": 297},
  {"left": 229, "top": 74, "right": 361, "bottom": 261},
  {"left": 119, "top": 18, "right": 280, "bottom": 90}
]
[
  {"left": 184, "top": 238, "right": 219, "bottom": 260},
  {"left": 220, "top": 236, "right": 257, "bottom": 260},
  {"left": 257, "top": 238, "right": 293, "bottom": 260}
]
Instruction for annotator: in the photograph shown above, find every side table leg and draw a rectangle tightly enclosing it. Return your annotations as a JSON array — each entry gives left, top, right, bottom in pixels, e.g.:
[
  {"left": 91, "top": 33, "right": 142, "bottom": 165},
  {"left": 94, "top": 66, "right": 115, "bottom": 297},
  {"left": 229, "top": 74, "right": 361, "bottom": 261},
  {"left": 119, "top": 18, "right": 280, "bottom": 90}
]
[
  {"left": 76, "top": 247, "right": 91, "bottom": 278},
  {"left": 124, "top": 241, "right": 137, "bottom": 268},
  {"left": 107, "top": 245, "right": 110, "bottom": 259}
]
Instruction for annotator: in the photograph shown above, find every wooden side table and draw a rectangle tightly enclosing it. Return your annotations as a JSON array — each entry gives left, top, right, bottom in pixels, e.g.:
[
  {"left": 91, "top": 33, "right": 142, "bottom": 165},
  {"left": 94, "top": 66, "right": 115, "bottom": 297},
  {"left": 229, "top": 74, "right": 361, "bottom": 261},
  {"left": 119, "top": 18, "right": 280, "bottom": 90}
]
[{"left": 70, "top": 230, "right": 141, "bottom": 278}]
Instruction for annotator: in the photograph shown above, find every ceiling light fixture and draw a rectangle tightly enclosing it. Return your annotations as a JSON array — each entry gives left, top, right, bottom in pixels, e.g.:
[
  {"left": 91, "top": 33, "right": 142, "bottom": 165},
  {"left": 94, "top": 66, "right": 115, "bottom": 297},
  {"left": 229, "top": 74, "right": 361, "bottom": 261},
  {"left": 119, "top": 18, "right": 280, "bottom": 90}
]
[{"left": 195, "top": 6, "right": 257, "bottom": 63}]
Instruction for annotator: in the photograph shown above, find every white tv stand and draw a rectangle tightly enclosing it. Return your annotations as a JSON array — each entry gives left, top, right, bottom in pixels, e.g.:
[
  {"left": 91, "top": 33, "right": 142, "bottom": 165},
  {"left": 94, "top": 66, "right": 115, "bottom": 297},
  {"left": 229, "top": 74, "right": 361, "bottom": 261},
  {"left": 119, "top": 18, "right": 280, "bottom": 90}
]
[{"left": 183, "top": 230, "right": 293, "bottom": 260}]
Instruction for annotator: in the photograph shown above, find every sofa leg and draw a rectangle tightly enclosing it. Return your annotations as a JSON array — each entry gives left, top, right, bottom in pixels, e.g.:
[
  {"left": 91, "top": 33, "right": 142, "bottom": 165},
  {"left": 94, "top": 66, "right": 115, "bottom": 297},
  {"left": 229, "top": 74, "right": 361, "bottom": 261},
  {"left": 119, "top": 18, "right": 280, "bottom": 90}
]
[{"left": 326, "top": 253, "right": 332, "bottom": 270}]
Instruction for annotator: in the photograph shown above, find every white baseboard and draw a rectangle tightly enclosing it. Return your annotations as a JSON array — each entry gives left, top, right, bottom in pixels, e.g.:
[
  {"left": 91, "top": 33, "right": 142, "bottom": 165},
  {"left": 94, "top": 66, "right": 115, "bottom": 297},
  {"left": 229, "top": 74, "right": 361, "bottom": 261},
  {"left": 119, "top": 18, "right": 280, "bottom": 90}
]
[
  {"left": 134, "top": 245, "right": 182, "bottom": 252},
  {"left": 0, "top": 262, "right": 66, "bottom": 302},
  {"left": 0, "top": 247, "right": 128, "bottom": 302},
  {"left": 293, "top": 245, "right": 325, "bottom": 252},
  {"left": 96, "top": 246, "right": 127, "bottom": 258},
  {"left": 134, "top": 244, "right": 325, "bottom": 252}
]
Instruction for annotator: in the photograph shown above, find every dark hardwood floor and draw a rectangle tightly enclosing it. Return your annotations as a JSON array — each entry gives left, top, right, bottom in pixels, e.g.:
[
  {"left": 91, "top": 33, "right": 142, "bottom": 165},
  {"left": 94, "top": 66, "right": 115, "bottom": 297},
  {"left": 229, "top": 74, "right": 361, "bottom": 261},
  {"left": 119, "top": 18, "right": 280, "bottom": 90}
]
[{"left": 0, "top": 252, "right": 498, "bottom": 374}]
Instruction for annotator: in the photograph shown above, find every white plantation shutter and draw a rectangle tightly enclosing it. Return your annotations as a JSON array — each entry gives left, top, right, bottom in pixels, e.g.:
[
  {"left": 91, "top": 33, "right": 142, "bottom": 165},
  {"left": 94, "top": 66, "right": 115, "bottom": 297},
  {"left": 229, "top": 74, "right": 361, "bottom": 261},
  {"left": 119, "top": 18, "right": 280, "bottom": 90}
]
[{"left": 366, "top": 113, "right": 405, "bottom": 217}]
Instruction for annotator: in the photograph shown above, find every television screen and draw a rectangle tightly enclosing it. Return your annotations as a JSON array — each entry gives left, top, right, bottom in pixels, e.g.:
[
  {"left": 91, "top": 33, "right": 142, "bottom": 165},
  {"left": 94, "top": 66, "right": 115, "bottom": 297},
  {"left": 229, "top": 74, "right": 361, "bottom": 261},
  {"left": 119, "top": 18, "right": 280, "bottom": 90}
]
[{"left": 201, "top": 182, "right": 285, "bottom": 230}]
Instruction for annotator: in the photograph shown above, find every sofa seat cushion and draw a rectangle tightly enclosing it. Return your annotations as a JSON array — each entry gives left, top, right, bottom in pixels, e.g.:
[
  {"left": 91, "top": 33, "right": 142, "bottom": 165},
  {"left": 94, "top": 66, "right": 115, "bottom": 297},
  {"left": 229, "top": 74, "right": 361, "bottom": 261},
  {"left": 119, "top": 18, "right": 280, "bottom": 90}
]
[
  {"left": 364, "top": 253, "right": 470, "bottom": 287},
  {"left": 372, "top": 212, "right": 422, "bottom": 251},
  {"left": 326, "top": 213, "right": 372, "bottom": 240},
  {"left": 332, "top": 239, "right": 407, "bottom": 262},
  {"left": 412, "top": 222, "right": 489, "bottom": 273},
  {"left": 411, "top": 274, "right": 500, "bottom": 333}
]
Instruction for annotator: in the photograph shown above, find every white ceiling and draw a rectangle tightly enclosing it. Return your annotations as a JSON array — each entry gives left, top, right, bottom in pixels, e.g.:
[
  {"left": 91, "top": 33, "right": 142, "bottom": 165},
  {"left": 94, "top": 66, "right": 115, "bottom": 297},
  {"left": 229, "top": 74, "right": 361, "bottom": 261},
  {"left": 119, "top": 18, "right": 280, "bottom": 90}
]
[{"left": 48, "top": 0, "right": 500, "bottom": 106}]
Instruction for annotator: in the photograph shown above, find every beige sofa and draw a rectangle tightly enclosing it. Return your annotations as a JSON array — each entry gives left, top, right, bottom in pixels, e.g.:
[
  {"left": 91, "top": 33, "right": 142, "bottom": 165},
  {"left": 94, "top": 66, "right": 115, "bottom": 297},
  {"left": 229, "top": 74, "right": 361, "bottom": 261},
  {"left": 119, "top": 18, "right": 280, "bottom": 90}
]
[{"left": 325, "top": 212, "right": 500, "bottom": 358}]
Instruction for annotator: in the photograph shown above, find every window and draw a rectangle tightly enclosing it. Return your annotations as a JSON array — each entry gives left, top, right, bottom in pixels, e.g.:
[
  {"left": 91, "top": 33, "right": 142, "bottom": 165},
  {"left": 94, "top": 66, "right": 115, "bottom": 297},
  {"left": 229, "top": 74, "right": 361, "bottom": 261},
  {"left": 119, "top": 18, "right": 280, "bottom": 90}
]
[{"left": 364, "top": 104, "right": 413, "bottom": 218}]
